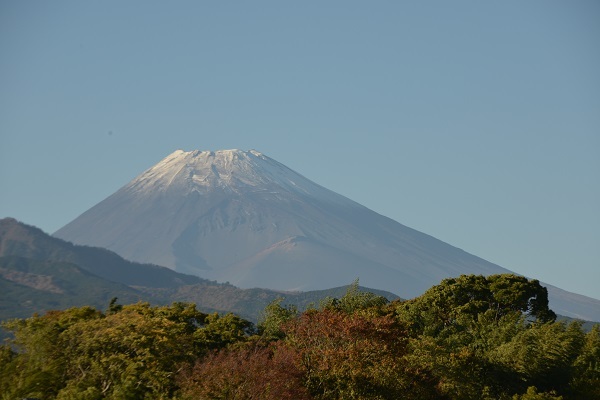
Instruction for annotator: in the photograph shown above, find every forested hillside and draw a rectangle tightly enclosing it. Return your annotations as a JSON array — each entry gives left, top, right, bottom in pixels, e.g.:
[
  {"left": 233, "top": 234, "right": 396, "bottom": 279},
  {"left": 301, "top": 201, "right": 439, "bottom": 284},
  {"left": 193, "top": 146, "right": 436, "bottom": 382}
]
[
  {"left": 2, "top": 275, "right": 598, "bottom": 399},
  {"left": 0, "top": 218, "right": 398, "bottom": 323},
  {"left": 0, "top": 218, "right": 203, "bottom": 288},
  {"left": 0, "top": 256, "right": 146, "bottom": 319}
]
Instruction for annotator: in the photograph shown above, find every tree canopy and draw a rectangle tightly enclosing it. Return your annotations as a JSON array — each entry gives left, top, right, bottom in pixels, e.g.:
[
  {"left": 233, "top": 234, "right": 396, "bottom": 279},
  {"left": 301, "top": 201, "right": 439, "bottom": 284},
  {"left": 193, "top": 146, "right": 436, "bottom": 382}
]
[{"left": 1, "top": 275, "right": 598, "bottom": 399}]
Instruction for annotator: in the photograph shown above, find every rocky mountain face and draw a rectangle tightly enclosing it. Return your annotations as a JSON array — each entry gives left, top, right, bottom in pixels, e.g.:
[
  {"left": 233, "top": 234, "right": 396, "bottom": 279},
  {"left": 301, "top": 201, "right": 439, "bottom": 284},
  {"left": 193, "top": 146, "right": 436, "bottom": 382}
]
[{"left": 53, "top": 149, "right": 600, "bottom": 321}]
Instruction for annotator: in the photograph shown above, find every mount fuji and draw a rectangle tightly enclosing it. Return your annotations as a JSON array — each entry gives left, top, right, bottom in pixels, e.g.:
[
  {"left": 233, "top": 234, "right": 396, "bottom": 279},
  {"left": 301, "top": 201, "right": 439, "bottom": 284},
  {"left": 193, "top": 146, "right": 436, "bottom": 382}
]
[{"left": 54, "top": 149, "right": 600, "bottom": 321}]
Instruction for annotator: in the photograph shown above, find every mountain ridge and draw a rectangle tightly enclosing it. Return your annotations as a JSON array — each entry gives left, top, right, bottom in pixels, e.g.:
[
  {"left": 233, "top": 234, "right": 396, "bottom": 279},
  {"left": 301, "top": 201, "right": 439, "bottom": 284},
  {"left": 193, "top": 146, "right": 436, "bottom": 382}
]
[
  {"left": 52, "top": 149, "right": 600, "bottom": 321},
  {"left": 0, "top": 217, "right": 400, "bottom": 322},
  {"left": 1, "top": 217, "right": 202, "bottom": 288},
  {"left": 54, "top": 150, "right": 511, "bottom": 294}
]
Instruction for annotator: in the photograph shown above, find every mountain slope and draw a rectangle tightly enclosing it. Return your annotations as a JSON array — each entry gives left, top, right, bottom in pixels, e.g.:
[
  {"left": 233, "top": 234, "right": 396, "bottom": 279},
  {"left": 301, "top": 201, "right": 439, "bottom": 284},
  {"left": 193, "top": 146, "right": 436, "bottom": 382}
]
[
  {"left": 0, "top": 255, "right": 146, "bottom": 320},
  {"left": 53, "top": 149, "right": 600, "bottom": 321},
  {"left": 0, "top": 218, "right": 399, "bottom": 322},
  {"left": 53, "top": 150, "right": 510, "bottom": 294},
  {"left": 1, "top": 217, "right": 202, "bottom": 288}
]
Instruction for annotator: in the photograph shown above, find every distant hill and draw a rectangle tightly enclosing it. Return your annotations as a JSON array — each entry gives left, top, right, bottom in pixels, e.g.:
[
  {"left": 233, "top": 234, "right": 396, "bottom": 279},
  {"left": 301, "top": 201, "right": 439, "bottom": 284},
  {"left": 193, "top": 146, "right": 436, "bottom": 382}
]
[
  {"left": 1, "top": 217, "right": 203, "bottom": 288},
  {"left": 0, "top": 218, "right": 399, "bottom": 323},
  {"left": 0, "top": 256, "right": 147, "bottom": 320},
  {"left": 141, "top": 283, "right": 399, "bottom": 323}
]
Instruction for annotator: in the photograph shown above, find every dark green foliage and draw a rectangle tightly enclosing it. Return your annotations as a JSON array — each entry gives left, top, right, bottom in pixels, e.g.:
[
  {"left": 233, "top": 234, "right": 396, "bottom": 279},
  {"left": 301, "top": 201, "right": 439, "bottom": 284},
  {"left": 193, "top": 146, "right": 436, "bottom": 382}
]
[
  {"left": 1, "top": 275, "right": 598, "bottom": 399},
  {"left": 491, "top": 321, "right": 584, "bottom": 393},
  {"left": 194, "top": 312, "right": 255, "bottom": 350},
  {"left": 396, "top": 274, "right": 556, "bottom": 338},
  {"left": 258, "top": 298, "right": 299, "bottom": 340},
  {"left": 393, "top": 274, "right": 595, "bottom": 399},
  {"left": 569, "top": 325, "right": 600, "bottom": 398},
  {"left": 106, "top": 297, "right": 123, "bottom": 314}
]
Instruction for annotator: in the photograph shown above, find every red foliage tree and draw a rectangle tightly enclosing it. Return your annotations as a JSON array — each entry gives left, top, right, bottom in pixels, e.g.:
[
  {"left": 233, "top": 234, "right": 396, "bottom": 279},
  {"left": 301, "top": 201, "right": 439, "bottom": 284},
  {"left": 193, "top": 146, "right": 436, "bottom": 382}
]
[
  {"left": 282, "top": 308, "right": 441, "bottom": 399},
  {"left": 178, "top": 343, "right": 311, "bottom": 400}
]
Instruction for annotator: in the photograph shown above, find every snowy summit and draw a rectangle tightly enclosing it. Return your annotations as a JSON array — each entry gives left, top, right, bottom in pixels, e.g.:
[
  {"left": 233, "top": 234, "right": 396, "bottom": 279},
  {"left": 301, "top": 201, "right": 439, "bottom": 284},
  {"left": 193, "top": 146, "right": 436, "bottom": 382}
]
[{"left": 127, "top": 149, "right": 354, "bottom": 206}]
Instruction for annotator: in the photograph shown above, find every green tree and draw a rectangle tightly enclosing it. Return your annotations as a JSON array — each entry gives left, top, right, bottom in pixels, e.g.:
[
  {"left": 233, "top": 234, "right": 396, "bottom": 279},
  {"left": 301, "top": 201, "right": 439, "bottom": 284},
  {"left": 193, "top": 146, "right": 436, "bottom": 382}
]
[
  {"left": 1, "top": 306, "right": 101, "bottom": 399},
  {"left": 396, "top": 274, "right": 556, "bottom": 338},
  {"left": 491, "top": 321, "right": 584, "bottom": 394},
  {"left": 394, "top": 274, "right": 559, "bottom": 399},
  {"left": 56, "top": 302, "right": 203, "bottom": 398},
  {"left": 258, "top": 298, "right": 298, "bottom": 340},
  {"left": 194, "top": 312, "right": 254, "bottom": 350},
  {"left": 0, "top": 302, "right": 252, "bottom": 398},
  {"left": 319, "top": 279, "right": 388, "bottom": 314},
  {"left": 569, "top": 324, "right": 600, "bottom": 398}
]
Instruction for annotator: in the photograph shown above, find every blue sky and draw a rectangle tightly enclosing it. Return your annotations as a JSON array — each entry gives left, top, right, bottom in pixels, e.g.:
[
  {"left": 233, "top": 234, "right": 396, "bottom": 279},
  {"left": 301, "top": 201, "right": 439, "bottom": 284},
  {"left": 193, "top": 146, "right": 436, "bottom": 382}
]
[{"left": 1, "top": 1, "right": 599, "bottom": 299}]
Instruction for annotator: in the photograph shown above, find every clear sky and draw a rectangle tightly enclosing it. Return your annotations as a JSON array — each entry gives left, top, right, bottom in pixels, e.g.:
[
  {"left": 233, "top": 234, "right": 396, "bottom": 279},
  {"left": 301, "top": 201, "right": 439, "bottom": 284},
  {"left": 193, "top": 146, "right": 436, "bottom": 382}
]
[{"left": 1, "top": 1, "right": 599, "bottom": 299}]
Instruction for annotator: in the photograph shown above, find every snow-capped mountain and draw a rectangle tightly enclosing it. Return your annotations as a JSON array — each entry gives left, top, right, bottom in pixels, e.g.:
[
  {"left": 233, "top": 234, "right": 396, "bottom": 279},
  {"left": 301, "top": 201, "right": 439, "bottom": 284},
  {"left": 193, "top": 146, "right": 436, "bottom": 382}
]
[{"left": 54, "top": 149, "right": 600, "bottom": 321}]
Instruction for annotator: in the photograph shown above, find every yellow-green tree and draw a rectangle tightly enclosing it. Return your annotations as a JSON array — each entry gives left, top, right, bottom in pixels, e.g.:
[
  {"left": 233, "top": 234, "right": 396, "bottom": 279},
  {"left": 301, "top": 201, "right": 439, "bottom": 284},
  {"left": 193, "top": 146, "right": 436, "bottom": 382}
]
[{"left": 0, "top": 302, "right": 253, "bottom": 399}]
